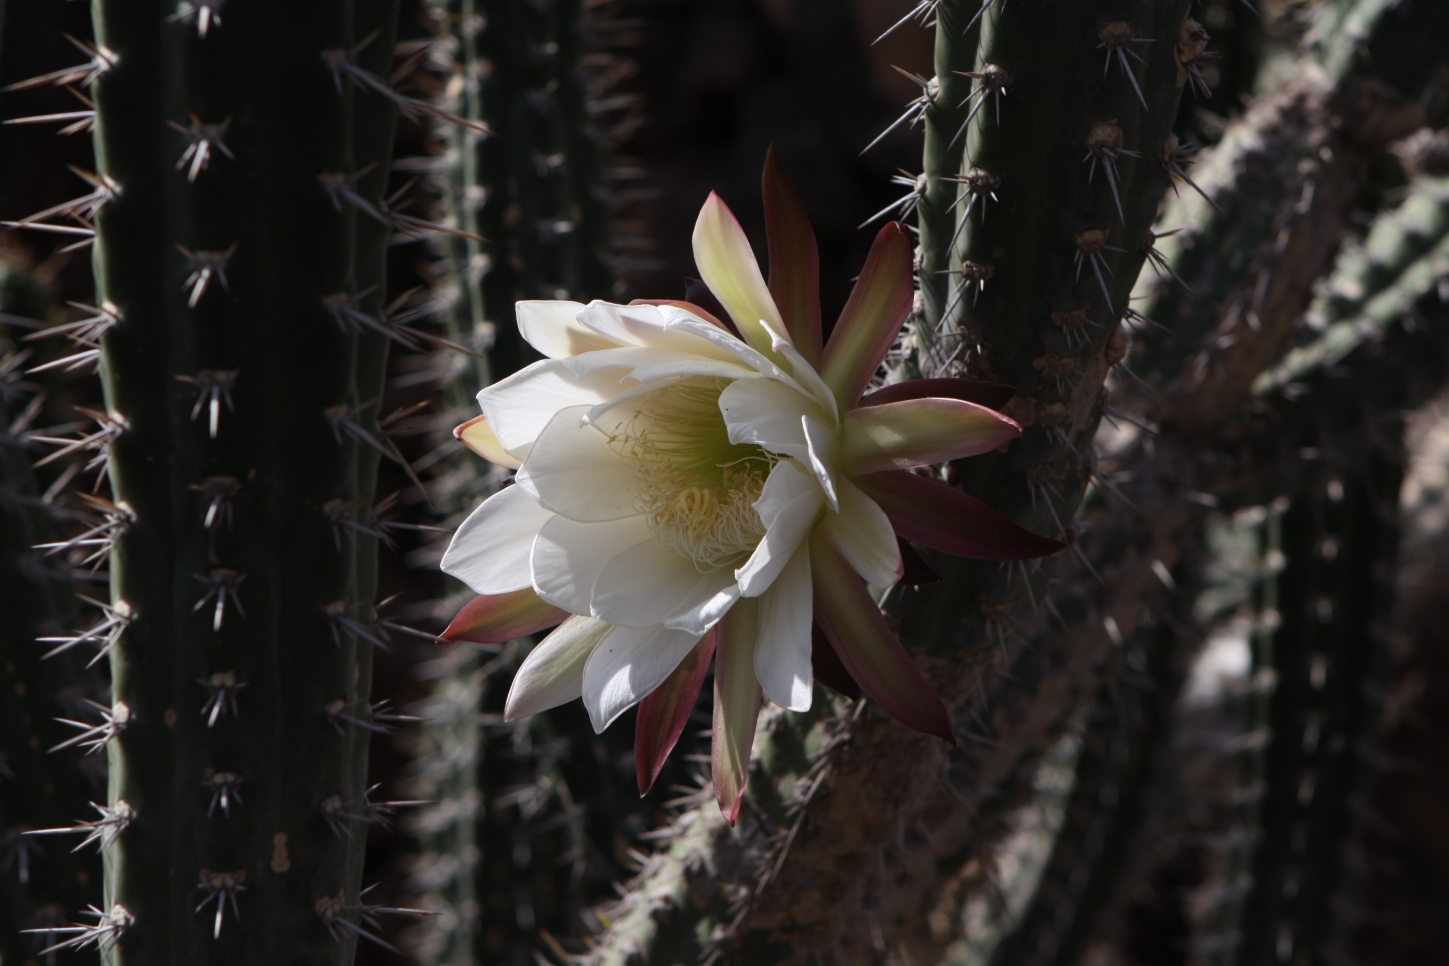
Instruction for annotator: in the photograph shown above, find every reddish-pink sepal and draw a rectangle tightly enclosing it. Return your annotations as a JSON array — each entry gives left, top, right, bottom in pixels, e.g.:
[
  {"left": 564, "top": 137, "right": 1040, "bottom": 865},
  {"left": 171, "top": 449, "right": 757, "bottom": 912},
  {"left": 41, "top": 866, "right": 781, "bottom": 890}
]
[
  {"left": 809, "top": 531, "right": 953, "bottom": 743},
  {"left": 763, "top": 144, "right": 822, "bottom": 364},
  {"left": 441, "top": 588, "right": 567, "bottom": 644},
  {"left": 635, "top": 630, "right": 716, "bottom": 796},
  {"left": 818, "top": 221, "right": 914, "bottom": 408},
  {"left": 713, "top": 599, "right": 762, "bottom": 825},
  {"left": 859, "top": 378, "right": 1016, "bottom": 412},
  {"left": 854, "top": 471, "right": 1065, "bottom": 562},
  {"left": 897, "top": 538, "right": 941, "bottom": 586},
  {"left": 811, "top": 622, "right": 861, "bottom": 700}
]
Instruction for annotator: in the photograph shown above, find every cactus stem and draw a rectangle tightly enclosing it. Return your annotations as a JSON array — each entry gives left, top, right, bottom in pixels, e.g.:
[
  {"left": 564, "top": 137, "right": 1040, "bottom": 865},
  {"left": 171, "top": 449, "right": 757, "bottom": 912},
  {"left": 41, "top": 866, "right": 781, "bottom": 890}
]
[
  {"left": 950, "top": 63, "right": 1010, "bottom": 147},
  {"left": 198, "top": 671, "right": 245, "bottom": 727},
  {"left": 192, "top": 567, "right": 245, "bottom": 632},
  {"left": 0, "top": 35, "right": 116, "bottom": 93},
  {"left": 195, "top": 869, "right": 246, "bottom": 938},
  {"left": 177, "top": 243, "right": 237, "bottom": 307},
  {"left": 37, "top": 597, "right": 131, "bottom": 665},
  {"left": 861, "top": 69, "right": 938, "bottom": 156},
  {"left": 24, "top": 800, "right": 134, "bottom": 852},
  {"left": 167, "top": 114, "right": 235, "bottom": 182},
  {"left": 1097, "top": 21, "right": 1156, "bottom": 111},
  {"left": 22, "top": 903, "right": 131, "bottom": 955},
  {"left": 48, "top": 699, "right": 130, "bottom": 755}
]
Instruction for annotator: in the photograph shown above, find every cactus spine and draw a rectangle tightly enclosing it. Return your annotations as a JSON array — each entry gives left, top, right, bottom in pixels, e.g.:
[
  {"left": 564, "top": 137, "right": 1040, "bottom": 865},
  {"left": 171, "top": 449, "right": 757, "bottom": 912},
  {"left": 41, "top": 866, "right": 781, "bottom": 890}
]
[{"left": 81, "top": 1, "right": 421, "bottom": 959}]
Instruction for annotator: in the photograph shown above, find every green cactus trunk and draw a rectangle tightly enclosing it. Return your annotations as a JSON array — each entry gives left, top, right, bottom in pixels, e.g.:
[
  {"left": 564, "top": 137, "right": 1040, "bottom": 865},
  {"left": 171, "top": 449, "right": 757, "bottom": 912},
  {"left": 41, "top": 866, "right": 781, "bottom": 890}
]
[{"left": 87, "top": 1, "right": 404, "bottom": 960}]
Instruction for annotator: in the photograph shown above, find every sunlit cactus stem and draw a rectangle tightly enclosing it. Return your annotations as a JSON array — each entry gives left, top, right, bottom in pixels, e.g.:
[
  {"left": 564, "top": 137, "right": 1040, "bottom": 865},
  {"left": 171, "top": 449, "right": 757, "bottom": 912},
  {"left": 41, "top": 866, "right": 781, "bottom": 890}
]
[{"left": 85, "top": 0, "right": 421, "bottom": 961}]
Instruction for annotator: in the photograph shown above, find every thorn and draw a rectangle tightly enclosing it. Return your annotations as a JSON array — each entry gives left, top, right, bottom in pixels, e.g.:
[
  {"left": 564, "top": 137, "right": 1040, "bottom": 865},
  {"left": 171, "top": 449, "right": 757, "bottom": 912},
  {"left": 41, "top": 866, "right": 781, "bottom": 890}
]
[
  {"left": 1084, "top": 121, "right": 1142, "bottom": 226},
  {"left": 21, "top": 300, "right": 120, "bottom": 349},
  {"left": 1142, "top": 228, "right": 1192, "bottom": 292},
  {"left": 176, "top": 243, "right": 237, "bottom": 308},
  {"left": 37, "top": 597, "right": 132, "bottom": 666},
  {"left": 1050, "top": 307, "right": 1101, "bottom": 349},
  {"left": 871, "top": 0, "right": 939, "bottom": 44},
  {"left": 198, "top": 671, "right": 245, "bottom": 727},
  {"left": 859, "top": 171, "right": 927, "bottom": 228},
  {"left": 319, "top": 40, "right": 492, "bottom": 135},
  {"left": 948, "top": 63, "right": 1009, "bottom": 146},
  {"left": 1161, "top": 134, "right": 1223, "bottom": 212},
  {"left": 322, "top": 496, "right": 390, "bottom": 550},
  {"left": 33, "top": 494, "right": 134, "bottom": 570},
  {"left": 359, "top": 782, "right": 429, "bottom": 830},
  {"left": 166, "top": 0, "right": 226, "bottom": 37},
  {"left": 1073, "top": 228, "right": 1123, "bottom": 311},
  {"left": 192, "top": 568, "right": 245, "bottom": 632},
  {"left": 175, "top": 369, "right": 238, "bottom": 439},
  {"left": 167, "top": 114, "right": 234, "bottom": 181},
  {"left": 49, "top": 700, "right": 130, "bottom": 755},
  {"left": 2, "top": 35, "right": 116, "bottom": 93},
  {"left": 939, "top": 259, "right": 994, "bottom": 322},
  {"left": 322, "top": 598, "right": 392, "bottom": 652},
  {"left": 194, "top": 868, "right": 245, "bottom": 939},
  {"left": 9, "top": 167, "right": 117, "bottom": 228},
  {"left": 945, "top": 166, "right": 1000, "bottom": 247},
  {"left": 1175, "top": 19, "right": 1216, "bottom": 99},
  {"left": 860, "top": 69, "right": 937, "bottom": 155},
  {"left": 23, "top": 801, "right": 134, "bottom": 853},
  {"left": 324, "top": 698, "right": 397, "bottom": 737},
  {"left": 27, "top": 407, "right": 122, "bottom": 478},
  {"left": 323, "top": 401, "right": 427, "bottom": 494},
  {"left": 191, "top": 475, "right": 241, "bottom": 529},
  {"left": 1097, "top": 22, "right": 1155, "bottom": 111},
  {"left": 21, "top": 904, "right": 131, "bottom": 955},
  {"left": 204, "top": 768, "right": 243, "bottom": 817}
]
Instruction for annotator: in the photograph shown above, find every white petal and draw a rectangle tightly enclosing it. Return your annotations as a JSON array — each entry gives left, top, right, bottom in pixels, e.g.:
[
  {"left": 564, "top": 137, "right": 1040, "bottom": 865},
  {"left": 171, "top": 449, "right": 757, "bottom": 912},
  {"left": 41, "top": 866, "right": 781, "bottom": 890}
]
[
  {"left": 504, "top": 615, "right": 611, "bottom": 720},
  {"left": 717, "top": 378, "right": 825, "bottom": 463},
  {"left": 516, "top": 300, "right": 620, "bottom": 358},
  {"left": 442, "top": 484, "right": 554, "bottom": 594},
  {"left": 766, "top": 324, "right": 839, "bottom": 425},
  {"left": 660, "top": 311, "right": 785, "bottom": 376},
  {"left": 754, "top": 543, "right": 813, "bottom": 711},
  {"left": 524, "top": 405, "right": 639, "bottom": 522},
  {"left": 566, "top": 346, "right": 760, "bottom": 385},
  {"left": 802, "top": 415, "right": 840, "bottom": 512},
  {"left": 663, "top": 566, "right": 741, "bottom": 635},
  {"left": 478, "top": 359, "right": 627, "bottom": 461},
  {"left": 582, "top": 623, "right": 703, "bottom": 732},
  {"left": 737, "top": 462, "right": 825, "bottom": 597},
  {"left": 532, "top": 513, "right": 652, "bottom": 614},
  {"left": 577, "top": 301, "right": 733, "bottom": 357},
  {"left": 818, "top": 478, "right": 902, "bottom": 588},
  {"left": 590, "top": 536, "right": 710, "bottom": 628}
]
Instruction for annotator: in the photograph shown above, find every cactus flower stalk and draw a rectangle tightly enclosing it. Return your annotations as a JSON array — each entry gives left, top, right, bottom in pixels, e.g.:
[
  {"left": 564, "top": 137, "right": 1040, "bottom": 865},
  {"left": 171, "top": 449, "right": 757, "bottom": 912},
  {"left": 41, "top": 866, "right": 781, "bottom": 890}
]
[{"left": 440, "top": 151, "right": 1061, "bottom": 821}]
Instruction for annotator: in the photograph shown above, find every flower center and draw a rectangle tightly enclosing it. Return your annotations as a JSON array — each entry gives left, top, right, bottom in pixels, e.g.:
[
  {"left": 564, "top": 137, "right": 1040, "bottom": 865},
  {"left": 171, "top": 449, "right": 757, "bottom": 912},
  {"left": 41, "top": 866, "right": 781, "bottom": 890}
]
[{"left": 609, "top": 378, "right": 774, "bottom": 568}]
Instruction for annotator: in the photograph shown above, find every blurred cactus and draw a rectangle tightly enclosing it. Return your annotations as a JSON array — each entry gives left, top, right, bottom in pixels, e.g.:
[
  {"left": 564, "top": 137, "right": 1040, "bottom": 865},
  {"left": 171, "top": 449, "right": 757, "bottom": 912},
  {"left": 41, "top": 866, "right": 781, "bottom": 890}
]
[{"left": 403, "top": 3, "right": 640, "bottom": 964}]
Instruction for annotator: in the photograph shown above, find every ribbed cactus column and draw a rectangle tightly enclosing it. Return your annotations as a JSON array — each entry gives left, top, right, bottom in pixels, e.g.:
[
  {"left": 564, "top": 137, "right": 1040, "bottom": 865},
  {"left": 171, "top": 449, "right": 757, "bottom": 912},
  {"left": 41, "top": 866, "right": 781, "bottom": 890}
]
[{"left": 89, "top": 1, "right": 401, "bottom": 961}]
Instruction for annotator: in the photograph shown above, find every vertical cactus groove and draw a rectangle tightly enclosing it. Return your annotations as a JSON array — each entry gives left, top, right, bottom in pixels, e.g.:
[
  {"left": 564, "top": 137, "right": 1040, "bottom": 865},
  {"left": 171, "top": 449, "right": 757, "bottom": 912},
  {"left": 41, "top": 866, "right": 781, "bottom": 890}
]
[
  {"left": 914, "top": 0, "right": 981, "bottom": 344},
  {"left": 91, "top": 0, "right": 401, "bottom": 961}
]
